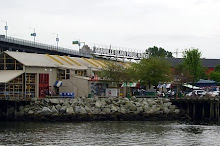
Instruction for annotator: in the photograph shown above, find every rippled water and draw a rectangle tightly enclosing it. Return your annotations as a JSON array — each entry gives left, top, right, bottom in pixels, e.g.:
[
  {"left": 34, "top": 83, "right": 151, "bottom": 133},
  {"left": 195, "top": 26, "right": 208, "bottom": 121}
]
[{"left": 0, "top": 121, "right": 220, "bottom": 146}]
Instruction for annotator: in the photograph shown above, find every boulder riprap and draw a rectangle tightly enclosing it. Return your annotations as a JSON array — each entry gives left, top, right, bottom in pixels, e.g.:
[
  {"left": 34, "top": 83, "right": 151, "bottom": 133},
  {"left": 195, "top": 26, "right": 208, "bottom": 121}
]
[{"left": 17, "top": 97, "right": 181, "bottom": 121}]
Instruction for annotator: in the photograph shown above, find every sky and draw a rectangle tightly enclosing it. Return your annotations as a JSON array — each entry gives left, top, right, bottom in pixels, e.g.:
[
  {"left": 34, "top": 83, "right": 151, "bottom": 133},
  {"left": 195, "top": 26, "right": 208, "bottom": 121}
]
[{"left": 0, "top": 0, "right": 220, "bottom": 58}]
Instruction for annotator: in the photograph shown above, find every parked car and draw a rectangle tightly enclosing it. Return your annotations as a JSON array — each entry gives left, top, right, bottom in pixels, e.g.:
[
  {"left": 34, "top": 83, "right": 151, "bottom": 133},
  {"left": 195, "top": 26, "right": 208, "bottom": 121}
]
[
  {"left": 186, "top": 90, "right": 207, "bottom": 97},
  {"left": 207, "top": 91, "right": 219, "bottom": 97}
]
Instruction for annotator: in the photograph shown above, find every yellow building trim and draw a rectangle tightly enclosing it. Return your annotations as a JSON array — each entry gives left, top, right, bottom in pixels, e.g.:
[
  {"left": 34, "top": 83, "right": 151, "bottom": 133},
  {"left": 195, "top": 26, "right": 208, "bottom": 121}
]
[
  {"left": 82, "top": 58, "right": 99, "bottom": 67},
  {"left": 45, "top": 54, "right": 63, "bottom": 65},
  {"left": 64, "top": 56, "right": 81, "bottom": 66},
  {"left": 56, "top": 55, "right": 73, "bottom": 66},
  {"left": 91, "top": 59, "right": 105, "bottom": 67},
  {"left": 120, "top": 62, "right": 130, "bottom": 68}
]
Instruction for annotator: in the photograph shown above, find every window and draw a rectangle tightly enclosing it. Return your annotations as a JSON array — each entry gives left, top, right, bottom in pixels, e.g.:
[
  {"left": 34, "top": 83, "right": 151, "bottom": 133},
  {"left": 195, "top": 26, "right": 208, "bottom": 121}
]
[{"left": 0, "top": 53, "right": 23, "bottom": 70}]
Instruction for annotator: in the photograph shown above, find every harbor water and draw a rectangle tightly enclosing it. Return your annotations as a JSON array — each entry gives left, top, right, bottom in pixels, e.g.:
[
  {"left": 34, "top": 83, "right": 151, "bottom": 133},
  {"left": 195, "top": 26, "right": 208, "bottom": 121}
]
[{"left": 0, "top": 121, "right": 220, "bottom": 146}]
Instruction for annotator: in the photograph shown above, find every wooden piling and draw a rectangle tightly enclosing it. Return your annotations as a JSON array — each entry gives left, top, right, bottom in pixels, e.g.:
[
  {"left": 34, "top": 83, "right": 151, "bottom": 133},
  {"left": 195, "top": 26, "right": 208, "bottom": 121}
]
[
  {"left": 216, "top": 100, "right": 219, "bottom": 123},
  {"left": 187, "top": 102, "right": 190, "bottom": 117},
  {"left": 202, "top": 102, "right": 205, "bottom": 121},
  {"left": 193, "top": 103, "right": 196, "bottom": 121},
  {"left": 210, "top": 100, "right": 214, "bottom": 121}
]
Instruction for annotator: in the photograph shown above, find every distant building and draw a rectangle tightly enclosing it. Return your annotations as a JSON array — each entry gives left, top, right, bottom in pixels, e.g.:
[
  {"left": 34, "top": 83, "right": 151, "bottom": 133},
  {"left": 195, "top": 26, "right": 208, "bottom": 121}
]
[{"left": 167, "top": 58, "right": 220, "bottom": 74}]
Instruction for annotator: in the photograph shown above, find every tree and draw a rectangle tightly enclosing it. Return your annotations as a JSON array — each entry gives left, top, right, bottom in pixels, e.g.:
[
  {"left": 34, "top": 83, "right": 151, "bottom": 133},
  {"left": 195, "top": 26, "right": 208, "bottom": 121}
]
[
  {"left": 131, "top": 57, "right": 172, "bottom": 88},
  {"left": 146, "top": 46, "right": 173, "bottom": 58},
  {"left": 182, "top": 48, "right": 204, "bottom": 82},
  {"left": 209, "top": 72, "right": 220, "bottom": 82},
  {"left": 214, "top": 64, "right": 220, "bottom": 72},
  {"left": 173, "top": 64, "right": 193, "bottom": 83},
  {"left": 98, "top": 61, "right": 131, "bottom": 87}
]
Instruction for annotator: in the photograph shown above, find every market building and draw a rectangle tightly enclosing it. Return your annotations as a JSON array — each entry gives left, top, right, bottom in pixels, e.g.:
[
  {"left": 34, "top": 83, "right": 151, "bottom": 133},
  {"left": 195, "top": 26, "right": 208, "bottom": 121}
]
[{"left": 0, "top": 51, "right": 130, "bottom": 100}]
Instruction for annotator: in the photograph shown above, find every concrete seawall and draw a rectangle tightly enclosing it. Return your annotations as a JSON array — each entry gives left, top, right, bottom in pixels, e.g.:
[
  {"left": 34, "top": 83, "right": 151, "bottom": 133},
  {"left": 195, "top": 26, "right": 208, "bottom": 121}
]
[{"left": 2, "top": 97, "right": 181, "bottom": 121}]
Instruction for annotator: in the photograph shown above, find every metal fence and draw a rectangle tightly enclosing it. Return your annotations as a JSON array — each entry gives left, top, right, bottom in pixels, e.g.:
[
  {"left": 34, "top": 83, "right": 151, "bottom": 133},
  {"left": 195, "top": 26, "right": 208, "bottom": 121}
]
[{"left": 0, "top": 35, "right": 92, "bottom": 58}]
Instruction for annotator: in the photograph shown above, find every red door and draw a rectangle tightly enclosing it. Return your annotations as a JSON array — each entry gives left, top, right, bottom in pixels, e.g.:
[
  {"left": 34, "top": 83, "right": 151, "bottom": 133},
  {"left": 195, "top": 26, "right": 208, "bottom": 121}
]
[{"left": 39, "top": 74, "right": 49, "bottom": 98}]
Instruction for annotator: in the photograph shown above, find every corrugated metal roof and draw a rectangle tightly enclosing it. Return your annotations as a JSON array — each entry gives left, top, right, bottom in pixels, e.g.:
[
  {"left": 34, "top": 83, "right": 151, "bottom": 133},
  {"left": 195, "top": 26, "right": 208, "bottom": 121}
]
[{"left": 0, "top": 70, "right": 24, "bottom": 83}]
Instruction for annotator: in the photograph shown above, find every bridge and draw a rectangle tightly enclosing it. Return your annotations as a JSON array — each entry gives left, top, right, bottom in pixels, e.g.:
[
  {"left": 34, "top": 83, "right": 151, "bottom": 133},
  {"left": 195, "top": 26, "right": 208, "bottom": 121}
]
[{"left": 0, "top": 35, "right": 92, "bottom": 58}]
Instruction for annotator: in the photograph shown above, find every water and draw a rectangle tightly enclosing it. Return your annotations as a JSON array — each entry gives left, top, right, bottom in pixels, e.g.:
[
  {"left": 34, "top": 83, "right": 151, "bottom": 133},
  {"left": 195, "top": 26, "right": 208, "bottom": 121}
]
[{"left": 0, "top": 121, "right": 220, "bottom": 146}]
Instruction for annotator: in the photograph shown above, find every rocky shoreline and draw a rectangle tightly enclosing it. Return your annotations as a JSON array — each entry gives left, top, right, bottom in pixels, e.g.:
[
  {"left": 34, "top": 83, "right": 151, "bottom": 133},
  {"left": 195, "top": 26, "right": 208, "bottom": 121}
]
[{"left": 2, "top": 97, "right": 182, "bottom": 121}]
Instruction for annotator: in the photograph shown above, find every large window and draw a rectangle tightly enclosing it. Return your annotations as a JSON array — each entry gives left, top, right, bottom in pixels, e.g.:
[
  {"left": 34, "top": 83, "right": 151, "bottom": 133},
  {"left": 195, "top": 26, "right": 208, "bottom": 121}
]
[
  {"left": 26, "top": 73, "right": 36, "bottom": 98},
  {"left": 57, "top": 69, "right": 70, "bottom": 80},
  {"left": 75, "top": 70, "right": 86, "bottom": 76},
  {"left": 5, "top": 74, "right": 24, "bottom": 99},
  {"left": 0, "top": 53, "right": 23, "bottom": 70}
]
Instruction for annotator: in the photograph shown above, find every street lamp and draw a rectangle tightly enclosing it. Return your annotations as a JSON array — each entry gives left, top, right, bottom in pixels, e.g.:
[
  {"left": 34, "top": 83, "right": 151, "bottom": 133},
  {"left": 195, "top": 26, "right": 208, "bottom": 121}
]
[
  {"left": 1, "top": 20, "right": 8, "bottom": 38},
  {"left": 53, "top": 33, "right": 59, "bottom": 50},
  {"left": 30, "top": 27, "right": 36, "bottom": 44}
]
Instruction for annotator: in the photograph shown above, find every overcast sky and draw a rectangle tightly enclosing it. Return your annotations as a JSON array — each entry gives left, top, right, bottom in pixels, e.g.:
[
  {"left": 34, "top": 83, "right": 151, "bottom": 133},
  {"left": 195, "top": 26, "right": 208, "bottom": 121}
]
[{"left": 0, "top": 0, "right": 220, "bottom": 58}]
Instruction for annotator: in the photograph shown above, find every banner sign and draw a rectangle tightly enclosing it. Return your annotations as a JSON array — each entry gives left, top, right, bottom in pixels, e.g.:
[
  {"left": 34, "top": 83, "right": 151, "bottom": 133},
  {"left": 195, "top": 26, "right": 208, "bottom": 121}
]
[{"left": 93, "top": 46, "right": 148, "bottom": 59}]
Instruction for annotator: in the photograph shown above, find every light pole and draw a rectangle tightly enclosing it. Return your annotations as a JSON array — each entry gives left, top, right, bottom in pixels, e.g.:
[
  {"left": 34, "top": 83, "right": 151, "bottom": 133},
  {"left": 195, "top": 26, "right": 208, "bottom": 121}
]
[
  {"left": 53, "top": 33, "right": 59, "bottom": 50},
  {"left": 1, "top": 20, "right": 8, "bottom": 38},
  {"left": 30, "top": 27, "right": 36, "bottom": 44}
]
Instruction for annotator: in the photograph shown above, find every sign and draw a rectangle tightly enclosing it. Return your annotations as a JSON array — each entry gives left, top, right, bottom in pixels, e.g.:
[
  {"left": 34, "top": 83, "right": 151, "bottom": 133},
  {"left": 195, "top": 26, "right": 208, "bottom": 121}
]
[
  {"left": 93, "top": 46, "right": 148, "bottom": 59},
  {"left": 106, "top": 88, "right": 118, "bottom": 97},
  {"left": 121, "top": 82, "right": 137, "bottom": 87},
  {"left": 31, "top": 33, "right": 36, "bottom": 37},
  {"left": 72, "top": 41, "right": 79, "bottom": 45}
]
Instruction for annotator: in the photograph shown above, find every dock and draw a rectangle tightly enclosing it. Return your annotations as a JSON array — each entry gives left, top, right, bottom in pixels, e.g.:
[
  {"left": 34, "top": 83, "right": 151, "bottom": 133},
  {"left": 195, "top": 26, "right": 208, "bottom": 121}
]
[{"left": 170, "top": 97, "right": 220, "bottom": 124}]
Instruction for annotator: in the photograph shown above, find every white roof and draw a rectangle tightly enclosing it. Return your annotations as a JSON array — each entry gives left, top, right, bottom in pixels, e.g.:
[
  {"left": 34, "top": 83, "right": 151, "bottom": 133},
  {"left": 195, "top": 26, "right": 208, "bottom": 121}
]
[
  {"left": 5, "top": 51, "right": 56, "bottom": 67},
  {"left": 0, "top": 70, "right": 24, "bottom": 83},
  {"left": 4, "top": 51, "right": 129, "bottom": 70}
]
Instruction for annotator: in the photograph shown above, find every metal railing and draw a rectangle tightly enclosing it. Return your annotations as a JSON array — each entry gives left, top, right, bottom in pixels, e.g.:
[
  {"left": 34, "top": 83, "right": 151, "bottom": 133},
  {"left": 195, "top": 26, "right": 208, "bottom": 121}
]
[{"left": 0, "top": 35, "right": 92, "bottom": 58}]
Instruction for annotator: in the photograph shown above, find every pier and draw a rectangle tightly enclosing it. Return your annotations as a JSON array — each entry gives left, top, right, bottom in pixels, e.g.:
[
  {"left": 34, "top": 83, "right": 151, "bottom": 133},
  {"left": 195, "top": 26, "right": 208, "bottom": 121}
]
[{"left": 170, "top": 97, "right": 220, "bottom": 124}]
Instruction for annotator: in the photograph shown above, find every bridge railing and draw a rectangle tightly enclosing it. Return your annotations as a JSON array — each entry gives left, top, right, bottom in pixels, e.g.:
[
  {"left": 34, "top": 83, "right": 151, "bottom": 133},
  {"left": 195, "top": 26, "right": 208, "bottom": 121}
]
[{"left": 0, "top": 35, "right": 92, "bottom": 58}]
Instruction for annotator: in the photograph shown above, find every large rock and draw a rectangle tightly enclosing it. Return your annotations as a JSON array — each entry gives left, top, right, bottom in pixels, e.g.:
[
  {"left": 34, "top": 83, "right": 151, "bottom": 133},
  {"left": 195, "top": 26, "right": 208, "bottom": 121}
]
[
  {"left": 60, "top": 106, "right": 67, "bottom": 113},
  {"left": 55, "top": 104, "right": 62, "bottom": 111},
  {"left": 51, "top": 106, "right": 59, "bottom": 113},
  {"left": 41, "top": 107, "right": 52, "bottom": 115},
  {"left": 19, "top": 106, "right": 24, "bottom": 111},
  {"left": 66, "top": 107, "right": 74, "bottom": 114},
  {"left": 50, "top": 99, "right": 60, "bottom": 104},
  {"left": 95, "top": 100, "right": 102, "bottom": 108},
  {"left": 85, "top": 106, "right": 92, "bottom": 113},
  {"left": 120, "top": 107, "right": 127, "bottom": 114},
  {"left": 102, "top": 108, "right": 111, "bottom": 114},
  {"left": 75, "top": 106, "right": 87, "bottom": 114},
  {"left": 28, "top": 110, "right": 35, "bottom": 115},
  {"left": 111, "top": 105, "right": 118, "bottom": 112},
  {"left": 63, "top": 101, "right": 70, "bottom": 107},
  {"left": 93, "top": 108, "right": 101, "bottom": 114}
]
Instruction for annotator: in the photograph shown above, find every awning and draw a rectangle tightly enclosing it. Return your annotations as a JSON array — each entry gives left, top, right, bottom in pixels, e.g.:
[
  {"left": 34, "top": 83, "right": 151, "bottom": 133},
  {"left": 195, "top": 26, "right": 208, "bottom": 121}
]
[
  {"left": 0, "top": 70, "right": 24, "bottom": 83},
  {"left": 157, "top": 83, "right": 171, "bottom": 89},
  {"left": 183, "top": 83, "right": 200, "bottom": 89},
  {"left": 121, "top": 82, "right": 137, "bottom": 87},
  {"left": 54, "top": 81, "right": 62, "bottom": 87}
]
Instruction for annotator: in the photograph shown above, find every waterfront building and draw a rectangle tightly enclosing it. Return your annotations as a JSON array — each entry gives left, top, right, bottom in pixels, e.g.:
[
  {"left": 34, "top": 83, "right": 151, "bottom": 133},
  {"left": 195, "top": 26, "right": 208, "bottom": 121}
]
[{"left": 0, "top": 51, "right": 130, "bottom": 100}]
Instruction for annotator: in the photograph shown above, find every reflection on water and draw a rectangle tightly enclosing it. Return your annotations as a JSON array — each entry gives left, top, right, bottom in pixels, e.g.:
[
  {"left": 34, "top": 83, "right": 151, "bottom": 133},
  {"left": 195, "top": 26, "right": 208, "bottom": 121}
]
[{"left": 0, "top": 121, "right": 220, "bottom": 146}]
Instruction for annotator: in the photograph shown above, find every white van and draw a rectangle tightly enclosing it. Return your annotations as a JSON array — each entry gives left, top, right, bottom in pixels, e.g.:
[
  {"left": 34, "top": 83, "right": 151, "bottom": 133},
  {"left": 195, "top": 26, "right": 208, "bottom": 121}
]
[{"left": 186, "top": 90, "right": 206, "bottom": 97}]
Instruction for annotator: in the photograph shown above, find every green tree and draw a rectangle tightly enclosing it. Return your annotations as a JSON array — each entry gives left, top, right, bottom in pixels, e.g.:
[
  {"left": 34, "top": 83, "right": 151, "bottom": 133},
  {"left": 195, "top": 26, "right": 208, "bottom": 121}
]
[
  {"left": 214, "top": 64, "right": 220, "bottom": 72},
  {"left": 182, "top": 48, "right": 204, "bottom": 82},
  {"left": 146, "top": 46, "right": 173, "bottom": 58},
  {"left": 131, "top": 57, "right": 172, "bottom": 88},
  {"left": 173, "top": 64, "right": 193, "bottom": 83},
  {"left": 209, "top": 72, "right": 220, "bottom": 82},
  {"left": 98, "top": 61, "right": 131, "bottom": 87}
]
